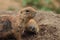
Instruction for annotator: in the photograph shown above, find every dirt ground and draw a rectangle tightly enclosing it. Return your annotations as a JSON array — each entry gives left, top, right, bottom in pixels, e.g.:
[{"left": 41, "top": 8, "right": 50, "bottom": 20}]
[
  {"left": 0, "top": 11, "right": 60, "bottom": 40},
  {"left": 21, "top": 11, "right": 60, "bottom": 40}
]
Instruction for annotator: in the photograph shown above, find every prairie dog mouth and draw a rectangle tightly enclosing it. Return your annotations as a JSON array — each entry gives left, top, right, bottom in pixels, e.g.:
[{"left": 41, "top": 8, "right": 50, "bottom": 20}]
[{"left": 21, "top": 29, "right": 37, "bottom": 38}]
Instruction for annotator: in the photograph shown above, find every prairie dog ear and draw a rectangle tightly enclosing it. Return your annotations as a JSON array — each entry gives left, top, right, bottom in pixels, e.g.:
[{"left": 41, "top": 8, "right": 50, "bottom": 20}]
[{"left": 26, "top": 19, "right": 39, "bottom": 33}]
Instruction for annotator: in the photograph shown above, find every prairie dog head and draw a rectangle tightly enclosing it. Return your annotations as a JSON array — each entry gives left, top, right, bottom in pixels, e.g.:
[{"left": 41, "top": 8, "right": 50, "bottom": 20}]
[
  {"left": 18, "top": 7, "right": 36, "bottom": 20},
  {"left": 25, "top": 19, "right": 39, "bottom": 34}
]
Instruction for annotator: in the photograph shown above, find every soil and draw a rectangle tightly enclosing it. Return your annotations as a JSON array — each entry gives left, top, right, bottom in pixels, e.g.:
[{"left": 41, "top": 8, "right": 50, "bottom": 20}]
[
  {"left": 0, "top": 11, "right": 60, "bottom": 40},
  {"left": 21, "top": 11, "right": 60, "bottom": 40}
]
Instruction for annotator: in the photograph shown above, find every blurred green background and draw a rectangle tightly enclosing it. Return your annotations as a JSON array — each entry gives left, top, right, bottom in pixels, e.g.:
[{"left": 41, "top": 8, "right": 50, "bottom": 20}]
[
  {"left": 22, "top": 0, "right": 60, "bottom": 14},
  {"left": 0, "top": 0, "right": 60, "bottom": 14}
]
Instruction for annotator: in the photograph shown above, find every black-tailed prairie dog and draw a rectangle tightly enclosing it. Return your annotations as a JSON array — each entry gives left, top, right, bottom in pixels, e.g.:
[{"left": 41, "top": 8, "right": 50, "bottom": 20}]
[{"left": 17, "top": 7, "right": 37, "bottom": 29}]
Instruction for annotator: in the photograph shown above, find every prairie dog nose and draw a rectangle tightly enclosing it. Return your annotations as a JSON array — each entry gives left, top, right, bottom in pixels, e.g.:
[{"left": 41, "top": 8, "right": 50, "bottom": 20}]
[{"left": 28, "top": 26, "right": 35, "bottom": 31}]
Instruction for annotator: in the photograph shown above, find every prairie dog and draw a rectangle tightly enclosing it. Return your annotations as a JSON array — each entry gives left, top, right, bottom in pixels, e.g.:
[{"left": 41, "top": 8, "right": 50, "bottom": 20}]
[{"left": 17, "top": 7, "right": 37, "bottom": 31}]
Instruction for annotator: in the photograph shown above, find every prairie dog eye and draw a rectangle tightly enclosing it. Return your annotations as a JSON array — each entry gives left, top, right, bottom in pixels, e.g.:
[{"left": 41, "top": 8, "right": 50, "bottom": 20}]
[{"left": 25, "top": 10, "right": 30, "bottom": 13}]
